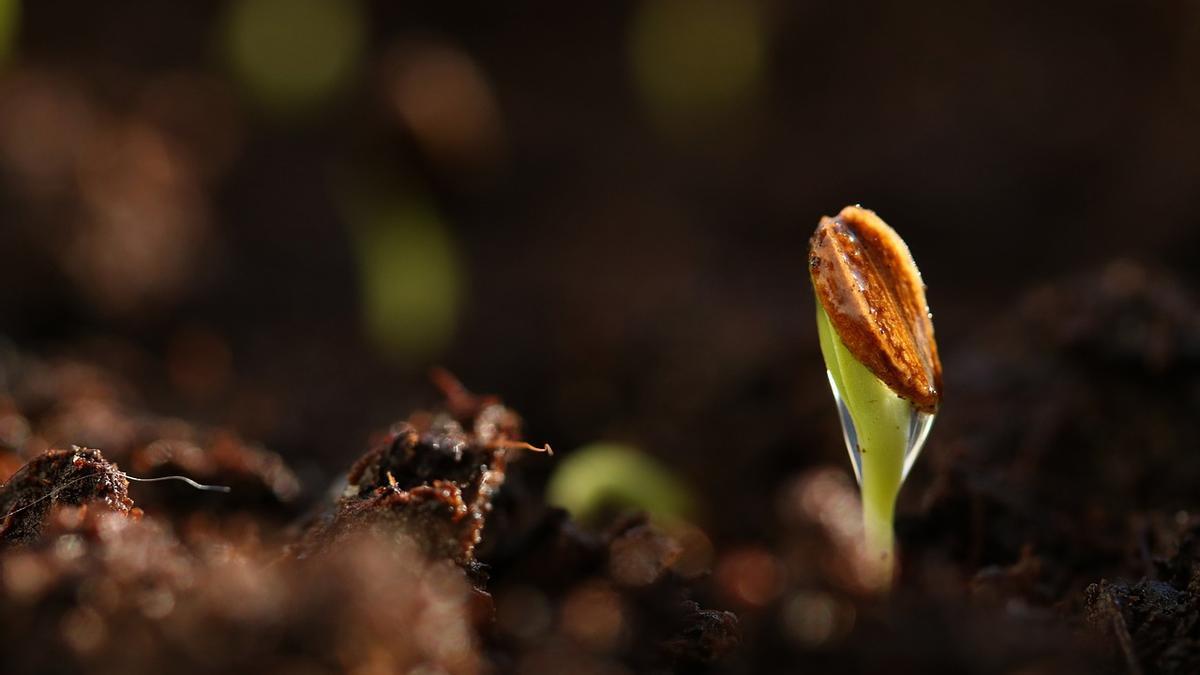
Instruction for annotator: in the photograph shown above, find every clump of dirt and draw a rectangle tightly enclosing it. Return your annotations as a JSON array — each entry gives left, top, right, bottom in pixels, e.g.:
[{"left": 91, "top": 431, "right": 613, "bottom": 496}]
[
  {"left": 0, "top": 446, "right": 133, "bottom": 546},
  {"left": 909, "top": 262, "right": 1200, "bottom": 600},
  {"left": 292, "top": 414, "right": 523, "bottom": 571},
  {"left": 0, "top": 364, "right": 739, "bottom": 674},
  {"left": 0, "top": 501, "right": 484, "bottom": 674},
  {"left": 290, "top": 377, "right": 739, "bottom": 671},
  {"left": 291, "top": 372, "right": 539, "bottom": 570},
  {"left": 845, "top": 261, "right": 1200, "bottom": 673},
  {"left": 1085, "top": 517, "right": 1200, "bottom": 674},
  {"left": 14, "top": 261, "right": 1200, "bottom": 673},
  {"left": 0, "top": 351, "right": 302, "bottom": 528}
]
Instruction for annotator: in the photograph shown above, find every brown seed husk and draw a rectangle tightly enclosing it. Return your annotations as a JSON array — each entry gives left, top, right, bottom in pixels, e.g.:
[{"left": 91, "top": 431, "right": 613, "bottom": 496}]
[{"left": 809, "top": 206, "right": 942, "bottom": 412}]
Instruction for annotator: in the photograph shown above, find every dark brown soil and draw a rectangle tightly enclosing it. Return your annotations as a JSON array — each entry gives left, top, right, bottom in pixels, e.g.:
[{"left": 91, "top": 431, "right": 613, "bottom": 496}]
[
  {"left": 3, "top": 265, "right": 1200, "bottom": 674},
  {"left": 4, "top": 2, "right": 1200, "bottom": 670},
  {"left": 0, "top": 363, "right": 738, "bottom": 674}
]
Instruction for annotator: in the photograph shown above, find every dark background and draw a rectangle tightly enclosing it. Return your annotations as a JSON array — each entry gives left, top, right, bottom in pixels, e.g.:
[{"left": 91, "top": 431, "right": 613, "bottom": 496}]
[{"left": 1, "top": 0, "right": 1199, "bottom": 667}]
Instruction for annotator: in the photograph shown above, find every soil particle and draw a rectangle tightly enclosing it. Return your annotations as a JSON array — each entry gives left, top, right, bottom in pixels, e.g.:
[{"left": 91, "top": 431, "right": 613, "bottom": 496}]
[
  {"left": 0, "top": 447, "right": 133, "bottom": 547},
  {"left": 1085, "top": 518, "right": 1200, "bottom": 675},
  {"left": 0, "top": 503, "right": 484, "bottom": 674},
  {"left": 0, "top": 351, "right": 303, "bottom": 527},
  {"left": 0, "top": 353, "right": 740, "bottom": 673},
  {"left": 292, "top": 404, "right": 530, "bottom": 568}
]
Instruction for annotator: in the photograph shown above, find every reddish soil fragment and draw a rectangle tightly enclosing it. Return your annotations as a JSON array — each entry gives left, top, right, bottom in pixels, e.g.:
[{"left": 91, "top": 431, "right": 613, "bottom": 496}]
[
  {"left": 0, "top": 343, "right": 745, "bottom": 674},
  {"left": 0, "top": 447, "right": 133, "bottom": 546},
  {"left": 293, "top": 400, "right": 533, "bottom": 568},
  {"left": 289, "top": 377, "right": 741, "bottom": 672},
  {"left": 0, "top": 502, "right": 483, "bottom": 675},
  {"left": 0, "top": 351, "right": 302, "bottom": 527}
]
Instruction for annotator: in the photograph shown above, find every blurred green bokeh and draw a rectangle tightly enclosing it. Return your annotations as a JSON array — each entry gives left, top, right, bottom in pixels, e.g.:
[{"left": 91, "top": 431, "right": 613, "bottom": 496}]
[
  {"left": 0, "top": 0, "right": 19, "bottom": 65},
  {"left": 547, "top": 442, "right": 694, "bottom": 526},
  {"left": 349, "top": 195, "right": 463, "bottom": 364},
  {"left": 629, "top": 0, "right": 767, "bottom": 131},
  {"left": 223, "top": 0, "right": 365, "bottom": 113}
]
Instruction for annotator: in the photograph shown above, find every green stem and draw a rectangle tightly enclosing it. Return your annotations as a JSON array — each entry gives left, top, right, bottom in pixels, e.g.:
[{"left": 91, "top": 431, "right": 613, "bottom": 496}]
[{"left": 816, "top": 302, "right": 912, "bottom": 589}]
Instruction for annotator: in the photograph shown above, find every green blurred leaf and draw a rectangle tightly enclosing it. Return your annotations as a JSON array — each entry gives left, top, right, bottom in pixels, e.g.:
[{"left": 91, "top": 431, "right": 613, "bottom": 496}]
[
  {"left": 350, "top": 196, "right": 462, "bottom": 363},
  {"left": 223, "top": 0, "right": 365, "bottom": 113},
  {"left": 630, "top": 0, "right": 766, "bottom": 131},
  {"left": 0, "top": 0, "right": 19, "bottom": 66},
  {"left": 547, "top": 442, "right": 694, "bottom": 525}
]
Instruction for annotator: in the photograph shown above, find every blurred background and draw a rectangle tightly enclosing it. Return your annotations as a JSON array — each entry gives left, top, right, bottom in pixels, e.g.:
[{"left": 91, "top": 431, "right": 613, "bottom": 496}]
[{"left": 2, "top": 0, "right": 1200, "bottom": 668}]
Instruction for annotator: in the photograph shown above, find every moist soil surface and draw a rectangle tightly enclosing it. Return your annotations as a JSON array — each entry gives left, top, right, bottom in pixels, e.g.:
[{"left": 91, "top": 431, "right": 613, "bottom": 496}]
[{"left": 2, "top": 261, "right": 1199, "bottom": 674}]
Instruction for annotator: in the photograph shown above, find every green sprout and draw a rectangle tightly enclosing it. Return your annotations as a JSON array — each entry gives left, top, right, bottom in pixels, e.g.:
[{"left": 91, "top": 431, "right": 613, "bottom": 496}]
[{"left": 809, "top": 206, "right": 942, "bottom": 590}]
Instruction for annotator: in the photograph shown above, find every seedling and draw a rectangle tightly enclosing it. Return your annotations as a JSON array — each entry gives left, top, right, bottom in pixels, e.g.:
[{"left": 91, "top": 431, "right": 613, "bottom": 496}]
[{"left": 809, "top": 206, "right": 942, "bottom": 590}]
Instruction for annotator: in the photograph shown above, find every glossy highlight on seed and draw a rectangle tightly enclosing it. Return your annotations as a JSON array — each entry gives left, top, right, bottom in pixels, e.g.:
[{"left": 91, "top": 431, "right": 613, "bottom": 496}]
[{"left": 809, "top": 206, "right": 942, "bottom": 412}]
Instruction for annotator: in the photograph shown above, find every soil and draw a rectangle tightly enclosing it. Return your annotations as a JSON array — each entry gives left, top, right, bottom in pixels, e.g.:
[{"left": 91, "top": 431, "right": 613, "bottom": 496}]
[
  {"left": 2, "top": 261, "right": 1199, "bottom": 674},
  {"left": 0, "top": 362, "right": 738, "bottom": 674}
]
